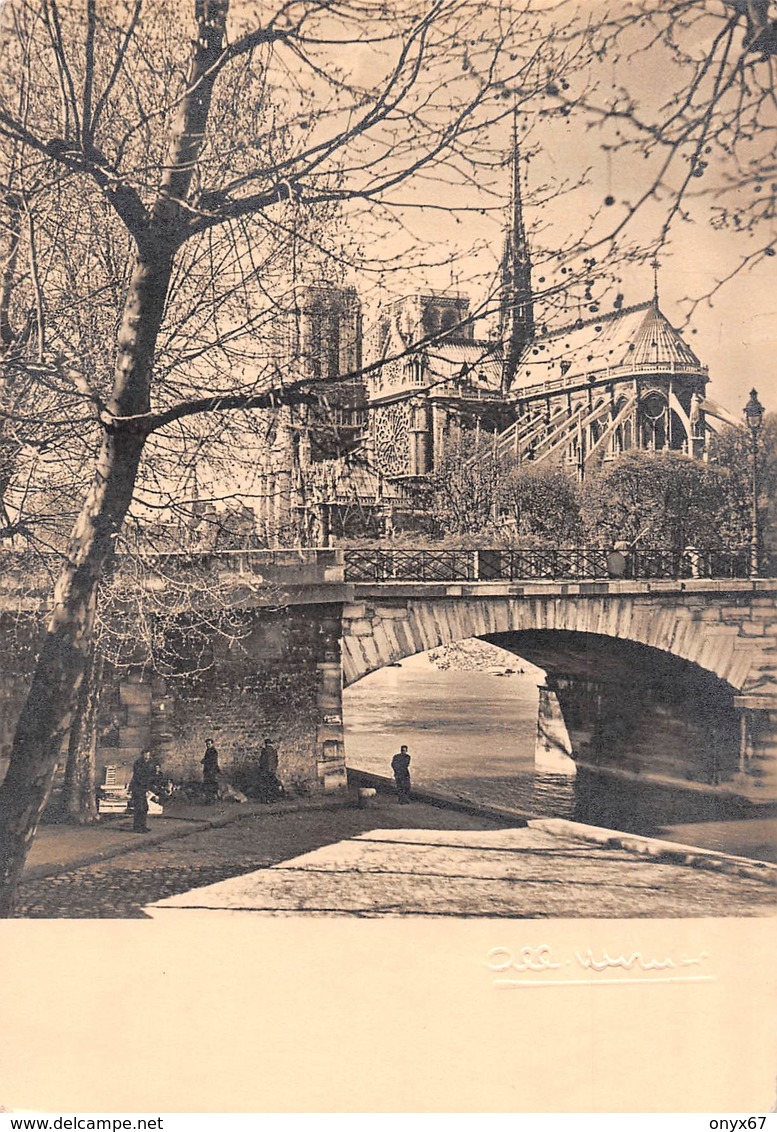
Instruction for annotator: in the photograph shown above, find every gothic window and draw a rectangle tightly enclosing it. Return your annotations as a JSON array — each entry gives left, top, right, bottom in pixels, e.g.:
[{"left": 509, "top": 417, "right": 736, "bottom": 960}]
[
  {"left": 305, "top": 309, "right": 323, "bottom": 378},
  {"left": 325, "top": 312, "right": 341, "bottom": 379},
  {"left": 402, "top": 356, "right": 425, "bottom": 385},
  {"left": 304, "top": 304, "right": 343, "bottom": 380},
  {"left": 611, "top": 399, "right": 632, "bottom": 456},
  {"left": 641, "top": 390, "right": 666, "bottom": 421},
  {"left": 640, "top": 391, "right": 668, "bottom": 451},
  {"left": 374, "top": 403, "right": 411, "bottom": 477},
  {"left": 641, "top": 414, "right": 666, "bottom": 451}
]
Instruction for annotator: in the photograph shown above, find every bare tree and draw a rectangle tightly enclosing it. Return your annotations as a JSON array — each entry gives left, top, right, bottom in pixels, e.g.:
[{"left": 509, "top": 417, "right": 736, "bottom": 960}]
[
  {"left": 61, "top": 643, "right": 103, "bottom": 823},
  {"left": 560, "top": 1, "right": 777, "bottom": 305},
  {"left": 0, "top": 0, "right": 599, "bottom": 912}
]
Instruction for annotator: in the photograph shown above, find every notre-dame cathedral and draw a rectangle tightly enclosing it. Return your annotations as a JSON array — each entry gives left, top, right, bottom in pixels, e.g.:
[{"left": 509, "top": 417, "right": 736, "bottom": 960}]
[{"left": 250, "top": 138, "right": 736, "bottom": 547}]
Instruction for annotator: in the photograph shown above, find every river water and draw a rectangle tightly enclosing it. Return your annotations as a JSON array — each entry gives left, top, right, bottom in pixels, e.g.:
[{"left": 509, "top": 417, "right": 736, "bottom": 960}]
[{"left": 342, "top": 647, "right": 777, "bottom": 862}]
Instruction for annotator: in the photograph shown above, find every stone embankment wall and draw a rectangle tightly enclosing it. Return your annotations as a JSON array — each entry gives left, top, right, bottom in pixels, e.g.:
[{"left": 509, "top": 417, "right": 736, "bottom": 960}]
[
  {"left": 100, "top": 604, "right": 346, "bottom": 794},
  {"left": 0, "top": 605, "right": 346, "bottom": 797}
]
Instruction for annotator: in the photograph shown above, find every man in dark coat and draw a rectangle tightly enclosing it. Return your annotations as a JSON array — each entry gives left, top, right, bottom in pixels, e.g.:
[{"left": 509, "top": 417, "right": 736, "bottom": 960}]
[
  {"left": 201, "top": 738, "right": 221, "bottom": 804},
  {"left": 391, "top": 745, "right": 412, "bottom": 804},
  {"left": 129, "top": 749, "right": 157, "bottom": 832},
  {"left": 257, "top": 737, "right": 282, "bottom": 802}
]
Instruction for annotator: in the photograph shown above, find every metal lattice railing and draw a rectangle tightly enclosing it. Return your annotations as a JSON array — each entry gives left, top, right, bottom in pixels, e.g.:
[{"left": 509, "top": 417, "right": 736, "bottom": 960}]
[
  {"left": 344, "top": 548, "right": 477, "bottom": 582},
  {"left": 342, "top": 546, "right": 753, "bottom": 583}
]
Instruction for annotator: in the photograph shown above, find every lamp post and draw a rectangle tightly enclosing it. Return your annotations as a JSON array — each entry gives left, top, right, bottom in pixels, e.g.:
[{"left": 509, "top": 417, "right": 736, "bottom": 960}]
[{"left": 744, "top": 388, "right": 764, "bottom": 578}]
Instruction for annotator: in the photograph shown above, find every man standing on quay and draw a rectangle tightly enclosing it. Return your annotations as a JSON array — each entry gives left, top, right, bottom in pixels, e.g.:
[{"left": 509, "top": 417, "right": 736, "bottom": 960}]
[
  {"left": 391, "top": 745, "right": 412, "bottom": 805},
  {"left": 129, "top": 749, "right": 156, "bottom": 833},
  {"left": 201, "top": 738, "right": 221, "bottom": 804}
]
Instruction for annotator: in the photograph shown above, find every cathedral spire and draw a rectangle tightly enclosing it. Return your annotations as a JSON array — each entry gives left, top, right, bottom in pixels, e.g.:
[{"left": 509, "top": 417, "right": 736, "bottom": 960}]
[
  {"left": 500, "top": 110, "right": 534, "bottom": 394},
  {"left": 652, "top": 256, "right": 660, "bottom": 306}
]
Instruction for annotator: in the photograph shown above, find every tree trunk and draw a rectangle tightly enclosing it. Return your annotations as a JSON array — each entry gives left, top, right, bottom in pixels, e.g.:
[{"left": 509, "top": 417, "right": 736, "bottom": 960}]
[
  {"left": 0, "top": 0, "right": 231, "bottom": 916},
  {"left": 63, "top": 646, "right": 104, "bottom": 825},
  {"left": 0, "top": 426, "right": 146, "bottom": 913}
]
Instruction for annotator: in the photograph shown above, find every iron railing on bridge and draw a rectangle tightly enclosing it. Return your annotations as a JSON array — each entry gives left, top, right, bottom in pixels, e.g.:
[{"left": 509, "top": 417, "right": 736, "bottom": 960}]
[{"left": 342, "top": 546, "right": 752, "bottom": 583}]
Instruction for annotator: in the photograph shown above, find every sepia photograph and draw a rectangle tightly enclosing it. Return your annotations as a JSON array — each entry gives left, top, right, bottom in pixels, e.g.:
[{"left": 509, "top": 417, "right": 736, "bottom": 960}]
[{"left": 0, "top": 0, "right": 775, "bottom": 1115}]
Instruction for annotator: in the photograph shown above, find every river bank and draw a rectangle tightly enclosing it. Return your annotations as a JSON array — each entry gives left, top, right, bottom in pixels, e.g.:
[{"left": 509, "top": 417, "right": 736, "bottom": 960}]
[{"left": 342, "top": 641, "right": 777, "bottom": 862}]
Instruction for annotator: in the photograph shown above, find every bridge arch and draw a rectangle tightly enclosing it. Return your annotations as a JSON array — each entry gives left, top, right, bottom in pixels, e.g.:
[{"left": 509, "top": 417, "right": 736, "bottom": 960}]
[
  {"left": 341, "top": 591, "right": 775, "bottom": 694},
  {"left": 340, "top": 588, "right": 777, "bottom": 798}
]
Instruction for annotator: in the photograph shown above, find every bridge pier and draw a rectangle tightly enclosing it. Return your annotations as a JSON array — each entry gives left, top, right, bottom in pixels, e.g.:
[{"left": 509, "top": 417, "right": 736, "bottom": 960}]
[
  {"left": 535, "top": 682, "right": 576, "bottom": 774},
  {"left": 733, "top": 695, "right": 777, "bottom": 800}
]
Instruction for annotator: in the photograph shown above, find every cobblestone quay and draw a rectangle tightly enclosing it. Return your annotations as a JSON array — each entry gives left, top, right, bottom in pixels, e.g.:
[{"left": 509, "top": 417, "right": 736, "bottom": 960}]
[{"left": 15, "top": 797, "right": 777, "bottom": 919}]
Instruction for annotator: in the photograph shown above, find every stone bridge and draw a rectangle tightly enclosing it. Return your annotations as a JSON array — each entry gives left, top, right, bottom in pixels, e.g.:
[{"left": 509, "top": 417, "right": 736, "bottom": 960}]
[
  {"left": 2, "top": 548, "right": 777, "bottom": 802},
  {"left": 338, "top": 578, "right": 777, "bottom": 800},
  {"left": 339, "top": 581, "right": 777, "bottom": 693},
  {"left": 251, "top": 550, "right": 777, "bottom": 800}
]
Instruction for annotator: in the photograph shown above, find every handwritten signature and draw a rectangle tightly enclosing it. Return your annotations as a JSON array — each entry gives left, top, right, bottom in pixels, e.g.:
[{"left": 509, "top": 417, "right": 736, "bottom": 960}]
[{"left": 485, "top": 945, "right": 712, "bottom": 986}]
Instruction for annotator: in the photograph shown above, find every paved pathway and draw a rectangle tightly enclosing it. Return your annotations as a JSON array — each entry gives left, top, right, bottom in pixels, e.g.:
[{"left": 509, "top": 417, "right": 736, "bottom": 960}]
[
  {"left": 146, "top": 824, "right": 777, "bottom": 920},
  {"left": 15, "top": 799, "right": 511, "bottom": 918},
  {"left": 14, "top": 795, "right": 777, "bottom": 919},
  {"left": 23, "top": 796, "right": 334, "bottom": 878}
]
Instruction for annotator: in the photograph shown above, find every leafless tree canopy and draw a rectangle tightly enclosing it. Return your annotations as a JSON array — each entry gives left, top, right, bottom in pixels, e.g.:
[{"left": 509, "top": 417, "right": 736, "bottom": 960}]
[
  {"left": 569, "top": 1, "right": 776, "bottom": 303},
  {"left": 0, "top": 0, "right": 599, "bottom": 911},
  {"left": 0, "top": 0, "right": 604, "bottom": 541}
]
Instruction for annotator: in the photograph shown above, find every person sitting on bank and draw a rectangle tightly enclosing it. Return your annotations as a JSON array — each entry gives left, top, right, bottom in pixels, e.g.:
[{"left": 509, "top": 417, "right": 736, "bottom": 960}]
[
  {"left": 201, "top": 738, "right": 221, "bottom": 804},
  {"left": 257, "top": 737, "right": 283, "bottom": 803},
  {"left": 129, "top": 749, "right": 157, "bottom": 833},
  {"left": 391, "top": 745, "right": 412, "bottom": 805}
]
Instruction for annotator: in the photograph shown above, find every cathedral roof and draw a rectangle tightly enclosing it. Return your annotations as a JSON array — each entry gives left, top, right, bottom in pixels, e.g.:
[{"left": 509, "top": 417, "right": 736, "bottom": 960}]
[
  {"left": 424, "top": 340, "right": 502, "bottom": 394},
  {"left": 510, "top": 299, "right": 706, "bottom": 394}
]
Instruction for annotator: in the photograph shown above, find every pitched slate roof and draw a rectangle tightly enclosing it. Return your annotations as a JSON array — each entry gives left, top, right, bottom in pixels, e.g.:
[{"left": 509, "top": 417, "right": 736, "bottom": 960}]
[
  {"left": 510, "top": 299, "right": 706, "bottom": 393},
  {"left": 424, "top": 340, "right": 503, "bottom": 394}
]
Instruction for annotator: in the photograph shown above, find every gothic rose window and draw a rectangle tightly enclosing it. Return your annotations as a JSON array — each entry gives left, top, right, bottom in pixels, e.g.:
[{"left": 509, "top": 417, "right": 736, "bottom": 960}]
[{"left": 374, "top": 404, "right": 411, "bottom": 476}]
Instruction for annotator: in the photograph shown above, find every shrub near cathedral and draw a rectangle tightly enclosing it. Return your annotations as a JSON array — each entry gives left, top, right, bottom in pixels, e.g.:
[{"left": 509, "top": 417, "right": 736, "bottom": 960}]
[{"left": 581, "top": 451, "right": 738, "bottom": 553}]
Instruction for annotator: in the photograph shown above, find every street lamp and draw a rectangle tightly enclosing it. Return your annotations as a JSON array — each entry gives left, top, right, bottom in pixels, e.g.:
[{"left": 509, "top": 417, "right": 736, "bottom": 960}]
[{"left": 744, "top": 388, "right": 764, "bottom": 577}]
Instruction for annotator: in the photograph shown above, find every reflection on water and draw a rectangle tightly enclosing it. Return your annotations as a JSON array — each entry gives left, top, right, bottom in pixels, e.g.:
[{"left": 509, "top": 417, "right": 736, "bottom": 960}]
[{"left": 343, "top": 650, "right": 756, "bottom": 838}]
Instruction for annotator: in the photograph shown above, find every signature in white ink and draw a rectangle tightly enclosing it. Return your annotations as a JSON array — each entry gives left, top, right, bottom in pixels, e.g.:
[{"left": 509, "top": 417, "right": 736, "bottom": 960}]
[{"left": 485, "top": 945, "right": 712, "bottom": 987}]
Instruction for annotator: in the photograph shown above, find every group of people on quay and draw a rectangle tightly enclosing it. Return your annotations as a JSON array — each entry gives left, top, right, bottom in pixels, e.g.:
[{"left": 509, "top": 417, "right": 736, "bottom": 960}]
[
  {"left": 127, "top": 737, "right": 412, "bottom": 831},
  {"left": 126, "top": 736, "right": 284, "bottom": 831},
  {"left": 200, "top": 736, "right": 284, "bottom": 806}
]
